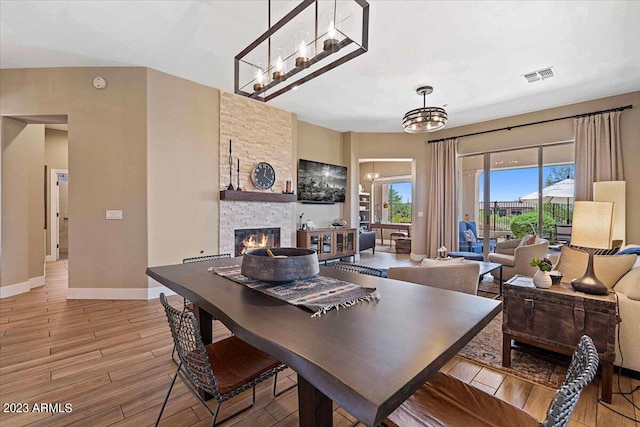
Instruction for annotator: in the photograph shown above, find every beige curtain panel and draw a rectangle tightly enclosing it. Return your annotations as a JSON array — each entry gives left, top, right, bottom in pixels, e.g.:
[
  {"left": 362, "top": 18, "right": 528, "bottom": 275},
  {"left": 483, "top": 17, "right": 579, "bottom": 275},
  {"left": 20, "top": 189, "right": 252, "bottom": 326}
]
[
  {"left": 573, "top": 111, "right": 624, "bottom": 201},
  {"left": 426, "top": 138, "right": 458, "bottom": 258}
]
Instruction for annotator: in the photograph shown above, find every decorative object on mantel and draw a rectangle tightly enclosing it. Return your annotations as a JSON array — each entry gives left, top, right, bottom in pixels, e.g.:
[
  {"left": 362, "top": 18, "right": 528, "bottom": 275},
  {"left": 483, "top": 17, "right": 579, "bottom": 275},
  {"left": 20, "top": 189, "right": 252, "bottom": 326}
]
[
  {"left": 569, "top": 201, "right": 614, "bottom": 295},
  {"left": 530, "top": 257, "right": 553, "bottom": 288},
  {"left": 234, "top": 0, "right": 369, "bottom": 102},
  {"left": 402, "top": 85, "right": 448, "bottom": 133},
  {"left": 227, "top": 139, "right": 235, "bottom": 190},
  {"left": 251, "top": 162, "right": 276, "bottom": 190}
]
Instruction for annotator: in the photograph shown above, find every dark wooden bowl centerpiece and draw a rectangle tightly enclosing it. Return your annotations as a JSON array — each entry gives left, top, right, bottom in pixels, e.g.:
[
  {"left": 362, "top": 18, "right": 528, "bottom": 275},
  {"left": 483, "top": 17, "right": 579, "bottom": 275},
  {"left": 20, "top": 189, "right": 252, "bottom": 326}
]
[{"left": 241, "top": 248, "right": 319, "bottom": 283}]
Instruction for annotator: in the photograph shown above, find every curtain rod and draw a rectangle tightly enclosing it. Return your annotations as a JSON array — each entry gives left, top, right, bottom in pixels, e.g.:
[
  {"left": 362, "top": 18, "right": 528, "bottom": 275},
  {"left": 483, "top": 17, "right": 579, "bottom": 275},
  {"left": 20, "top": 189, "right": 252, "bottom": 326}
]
[{"left": 428, "top": 104, "right": 633, "bottom": 144}]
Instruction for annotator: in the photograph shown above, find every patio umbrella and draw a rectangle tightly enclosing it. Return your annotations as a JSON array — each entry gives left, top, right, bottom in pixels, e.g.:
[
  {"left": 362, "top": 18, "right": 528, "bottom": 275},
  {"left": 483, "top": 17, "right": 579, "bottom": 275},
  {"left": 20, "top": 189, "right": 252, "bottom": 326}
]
[
  {"left": 519, "top": 178, "right": 575, "bottom": 204},
  {"left": 520, "top": 178, "right": 574, "bottom": 225}
]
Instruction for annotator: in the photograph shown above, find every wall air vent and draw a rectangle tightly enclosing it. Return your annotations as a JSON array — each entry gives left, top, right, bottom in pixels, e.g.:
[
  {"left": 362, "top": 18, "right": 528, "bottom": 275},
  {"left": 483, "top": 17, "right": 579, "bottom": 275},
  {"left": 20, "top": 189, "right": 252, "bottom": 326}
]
[{"left": 523, "top": 67, "right": 555, "bottom": 83}]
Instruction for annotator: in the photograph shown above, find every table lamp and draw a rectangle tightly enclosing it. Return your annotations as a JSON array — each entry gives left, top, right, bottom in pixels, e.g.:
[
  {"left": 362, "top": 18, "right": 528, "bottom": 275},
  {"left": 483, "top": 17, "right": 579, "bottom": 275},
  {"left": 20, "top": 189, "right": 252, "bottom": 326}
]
[{"left": 570, "top": 201, "right": 614, "bottom": 295}]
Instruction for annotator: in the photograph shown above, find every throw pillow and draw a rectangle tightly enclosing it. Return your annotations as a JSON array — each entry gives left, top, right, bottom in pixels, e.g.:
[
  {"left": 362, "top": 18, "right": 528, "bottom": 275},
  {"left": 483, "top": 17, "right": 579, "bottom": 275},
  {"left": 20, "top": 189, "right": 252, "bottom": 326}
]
[
  {"left": 618, "top": 246, "right": 640, "bottom": 256},
  {"left": 619, "top": 268, "right": 640, "bottom": 300},
  {"left": 463, "top": 229, "right": 476, "bottom": 243},
  {"left": 518, "top": 234, "right": 537, "bottom": 247},
  {"left": 555, "top": 245, "right": 636, "bottom": 289},
  {"left": 421, "top": 257, "right": 464, "bottom": 268}
]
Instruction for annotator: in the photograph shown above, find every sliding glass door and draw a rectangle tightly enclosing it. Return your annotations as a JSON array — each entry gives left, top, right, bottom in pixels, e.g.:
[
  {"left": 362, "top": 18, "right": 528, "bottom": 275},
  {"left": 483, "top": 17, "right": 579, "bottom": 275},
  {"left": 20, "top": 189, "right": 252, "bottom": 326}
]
[{"left": 458, "top": 142, "right": 574, "bottom": 256}]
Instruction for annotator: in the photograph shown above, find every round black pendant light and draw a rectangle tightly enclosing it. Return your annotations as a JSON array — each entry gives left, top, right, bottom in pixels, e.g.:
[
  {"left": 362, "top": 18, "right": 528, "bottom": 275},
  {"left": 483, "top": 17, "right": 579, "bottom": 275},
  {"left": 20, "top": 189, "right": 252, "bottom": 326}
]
[{"left": 402, "top": 86, "right": 448, "bottom": 133}]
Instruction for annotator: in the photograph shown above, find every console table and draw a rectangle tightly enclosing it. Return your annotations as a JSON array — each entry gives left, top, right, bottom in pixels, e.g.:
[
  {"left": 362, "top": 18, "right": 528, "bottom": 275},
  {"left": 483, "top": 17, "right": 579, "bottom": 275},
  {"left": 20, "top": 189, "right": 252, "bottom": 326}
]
[
  {"left": 502, "top": 276, "right": 617, "bottom": 403},
  {"left": 370, "top": 223, "right": 411, "bottom": 245},
  {"left": 297, "top": 228, "right": 356, "bottom": 262}
]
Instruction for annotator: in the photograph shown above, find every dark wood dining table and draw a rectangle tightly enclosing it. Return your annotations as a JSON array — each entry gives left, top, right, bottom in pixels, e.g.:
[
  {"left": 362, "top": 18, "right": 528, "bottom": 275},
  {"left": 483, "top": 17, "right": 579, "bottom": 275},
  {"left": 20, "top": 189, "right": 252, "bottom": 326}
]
[{"left": 146, "top": 257, "right": 501, "bottom": 427}]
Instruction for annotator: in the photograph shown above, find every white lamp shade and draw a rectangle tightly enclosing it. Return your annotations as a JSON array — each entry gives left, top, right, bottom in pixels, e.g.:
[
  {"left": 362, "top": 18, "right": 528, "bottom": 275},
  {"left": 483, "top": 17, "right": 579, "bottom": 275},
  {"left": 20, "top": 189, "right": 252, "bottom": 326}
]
[
  {"left": 593, "top": 181, "right": 625, "bottom": 246},
  {"left": 570, "top": 201, "right": 614, "bottom": 249}
]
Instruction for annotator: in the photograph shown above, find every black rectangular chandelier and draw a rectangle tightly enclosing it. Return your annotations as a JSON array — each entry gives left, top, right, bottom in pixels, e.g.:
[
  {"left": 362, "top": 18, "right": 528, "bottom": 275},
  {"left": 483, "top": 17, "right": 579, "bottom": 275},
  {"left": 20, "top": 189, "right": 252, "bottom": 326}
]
[{"left": 234, "top": 0, "right": 369, "bottom": 102}]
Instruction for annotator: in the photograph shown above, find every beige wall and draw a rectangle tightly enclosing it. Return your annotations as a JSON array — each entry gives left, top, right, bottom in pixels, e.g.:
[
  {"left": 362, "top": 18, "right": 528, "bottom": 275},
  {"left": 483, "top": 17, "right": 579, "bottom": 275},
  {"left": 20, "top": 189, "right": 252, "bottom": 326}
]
[
  {"left": 431, "top": 91, "right": 640, "bottom": 244},
  {"left": 1, "top": 119, "right": 44, "bottom": 289},
  {"left": 44, "top": 128, "right": 69, "bottom": 256},
  {"left": 342, "top": 132, "right": 430, "bottom": 257},
  {"left": 28, "top": 125, "right": 45, "bottom": 280},
  {"left": 1, "top": 68, "right": 149, "bottom": 292},
  {"left": 147, "top": 69, "right": 220, "bottom": 268},
  {"left": 296, "top": 121, "right": 345, "bottom": 228}
]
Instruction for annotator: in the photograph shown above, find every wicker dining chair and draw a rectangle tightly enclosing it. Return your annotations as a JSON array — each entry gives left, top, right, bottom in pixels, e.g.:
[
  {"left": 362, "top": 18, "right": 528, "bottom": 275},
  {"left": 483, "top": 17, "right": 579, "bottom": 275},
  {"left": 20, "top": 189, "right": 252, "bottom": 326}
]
[
  {"left": 170, "top": 254, "right": 233, "bottom": 364},
  {"left": 333, "top": 262, "right": 384, "bottom": 277},
  {"left": 385, "top": 334, "right": 599, "bottom": 427},
  {"left": 158, "top": 293, "right": 293, "bottom": 427}
]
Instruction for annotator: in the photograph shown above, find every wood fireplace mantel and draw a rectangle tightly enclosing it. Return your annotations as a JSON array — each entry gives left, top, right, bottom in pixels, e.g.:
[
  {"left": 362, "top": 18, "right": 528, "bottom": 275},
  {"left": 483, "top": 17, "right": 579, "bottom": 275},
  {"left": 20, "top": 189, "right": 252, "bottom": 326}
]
[{"left": 219, "top": 190, "right": 297, "bottom": 203}]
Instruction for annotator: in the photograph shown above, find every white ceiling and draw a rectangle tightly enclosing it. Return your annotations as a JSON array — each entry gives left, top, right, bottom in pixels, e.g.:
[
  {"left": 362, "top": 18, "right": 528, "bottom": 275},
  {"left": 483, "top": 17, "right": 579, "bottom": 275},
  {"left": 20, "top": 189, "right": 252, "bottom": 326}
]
[{"left": 2, "top": 1, "right": 639, "bottom": 133}]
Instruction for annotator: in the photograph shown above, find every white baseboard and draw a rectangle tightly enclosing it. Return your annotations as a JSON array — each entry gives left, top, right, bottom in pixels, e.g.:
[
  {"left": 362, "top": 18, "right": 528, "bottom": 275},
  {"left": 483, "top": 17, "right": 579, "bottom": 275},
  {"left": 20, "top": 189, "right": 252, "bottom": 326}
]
[
  {"left": 45, "top": 255, "right": 56, "bottom": 262},
  {"left": 0, "top": 280, "right": 30, "bottom": 299},
  {"left": 29, "top": 275, "right": 45, "bottom": 289}
]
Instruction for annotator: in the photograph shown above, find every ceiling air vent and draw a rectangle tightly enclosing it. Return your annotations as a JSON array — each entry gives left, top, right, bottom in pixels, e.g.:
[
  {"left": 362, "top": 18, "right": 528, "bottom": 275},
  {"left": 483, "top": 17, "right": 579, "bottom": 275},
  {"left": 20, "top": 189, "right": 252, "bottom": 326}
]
[{"left": 523, "top": 67, "right": 555, "bottom": 83}]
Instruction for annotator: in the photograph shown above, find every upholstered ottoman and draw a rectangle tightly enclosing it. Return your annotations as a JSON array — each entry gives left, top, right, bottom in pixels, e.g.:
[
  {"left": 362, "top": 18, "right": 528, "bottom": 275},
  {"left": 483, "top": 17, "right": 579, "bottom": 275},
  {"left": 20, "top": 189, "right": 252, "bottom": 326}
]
[{"left": 449, "top": 251, "right": 484, "bottom": 261}]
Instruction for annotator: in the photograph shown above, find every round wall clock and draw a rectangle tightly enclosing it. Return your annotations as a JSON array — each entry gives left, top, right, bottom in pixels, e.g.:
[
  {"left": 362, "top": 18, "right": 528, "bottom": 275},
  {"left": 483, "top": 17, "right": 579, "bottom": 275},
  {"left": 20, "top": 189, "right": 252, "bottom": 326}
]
[{"left": 251, "top": 162, "right": 276, "bottom": 189}]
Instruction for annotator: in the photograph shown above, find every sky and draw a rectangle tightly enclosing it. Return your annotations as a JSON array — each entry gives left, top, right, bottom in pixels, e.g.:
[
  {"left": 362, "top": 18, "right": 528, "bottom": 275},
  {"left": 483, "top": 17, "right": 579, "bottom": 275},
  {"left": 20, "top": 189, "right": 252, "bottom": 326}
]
[
  {"left": 383, "top": 164, "right": 573, "bottom": 204},
  {"left": 390, "top": 182, "right": 412, "bottom": 203},
  {"left": 479, "top": 164, "right": 574, "bottom": 201}
]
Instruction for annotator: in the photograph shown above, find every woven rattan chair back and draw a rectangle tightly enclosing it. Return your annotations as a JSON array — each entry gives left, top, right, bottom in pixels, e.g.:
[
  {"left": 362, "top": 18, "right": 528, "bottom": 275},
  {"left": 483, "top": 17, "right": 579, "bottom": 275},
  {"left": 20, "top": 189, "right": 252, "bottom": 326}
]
[
  {"left": 182, "top": 253, "right": 231, "bottom": 264},
  {"left": 333, "top": 262, "right": 384, "bottom": 277},
  {"left": 180, "top": 253, "right": 231, "bottom": 309},
  {"left": 158, "top": 294, "right": 293, "bottom": 427},
  {"left": 161, "top": 293, "right": 221, "bottom": 397},
  {"left": 542, "top": 335, "right": 599, "bottom": 427}
]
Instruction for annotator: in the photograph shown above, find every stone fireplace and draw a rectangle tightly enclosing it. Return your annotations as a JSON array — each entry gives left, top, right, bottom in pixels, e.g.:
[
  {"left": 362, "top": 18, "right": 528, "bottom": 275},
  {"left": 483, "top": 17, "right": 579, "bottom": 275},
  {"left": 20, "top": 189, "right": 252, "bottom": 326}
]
[
  {"left": 234, "top": 227, "right": 281, "bottom": 256},
  {"left": 218, "top": 92, "right": 295, "bottom": 255}
]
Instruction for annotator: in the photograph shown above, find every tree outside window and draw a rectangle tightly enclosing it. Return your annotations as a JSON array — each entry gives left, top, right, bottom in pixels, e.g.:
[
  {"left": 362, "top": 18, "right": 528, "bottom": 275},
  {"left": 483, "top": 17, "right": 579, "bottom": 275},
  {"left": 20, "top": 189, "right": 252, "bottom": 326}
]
[{"left": 388, "top": 183, "right": 412, "bottom": 223}]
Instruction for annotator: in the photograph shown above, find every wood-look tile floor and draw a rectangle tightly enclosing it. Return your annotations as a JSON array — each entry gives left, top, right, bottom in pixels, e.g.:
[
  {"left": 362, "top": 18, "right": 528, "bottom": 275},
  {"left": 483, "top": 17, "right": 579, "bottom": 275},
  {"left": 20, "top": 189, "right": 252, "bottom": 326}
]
[{"left": 0, "top": 260, "right": 638, "bottom": 427}]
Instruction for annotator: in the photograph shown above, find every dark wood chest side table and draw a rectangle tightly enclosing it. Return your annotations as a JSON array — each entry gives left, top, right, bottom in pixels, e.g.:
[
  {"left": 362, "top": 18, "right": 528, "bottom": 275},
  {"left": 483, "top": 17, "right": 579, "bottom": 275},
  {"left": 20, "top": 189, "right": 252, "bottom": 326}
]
[{"left": 502, "top": 277, "right": 617, "bottom": 403}]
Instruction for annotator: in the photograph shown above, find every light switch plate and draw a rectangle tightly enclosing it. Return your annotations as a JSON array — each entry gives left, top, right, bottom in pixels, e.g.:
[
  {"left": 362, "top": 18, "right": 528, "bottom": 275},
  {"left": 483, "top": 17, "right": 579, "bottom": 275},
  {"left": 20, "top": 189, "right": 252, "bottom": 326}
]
[
  {"left": 106, "top": 210, "right": 123, "bottom": 220},
  {"left": 418, "top": 211, "right": 424, "bottom": 217}
]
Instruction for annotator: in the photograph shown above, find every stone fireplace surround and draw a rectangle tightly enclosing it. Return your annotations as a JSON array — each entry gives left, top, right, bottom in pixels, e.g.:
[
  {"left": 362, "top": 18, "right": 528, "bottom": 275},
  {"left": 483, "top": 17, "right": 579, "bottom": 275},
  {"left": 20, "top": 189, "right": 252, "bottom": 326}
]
[{"left": 218, "top": 92, "right": 294, "bottom": 255}]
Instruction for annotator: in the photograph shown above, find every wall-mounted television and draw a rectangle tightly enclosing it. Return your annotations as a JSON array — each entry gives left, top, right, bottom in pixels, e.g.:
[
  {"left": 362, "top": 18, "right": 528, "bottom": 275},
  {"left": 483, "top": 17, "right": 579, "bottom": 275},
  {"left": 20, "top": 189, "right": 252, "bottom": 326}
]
[{"left": 297, "top": 159, "right": 347, "bottom": 203}]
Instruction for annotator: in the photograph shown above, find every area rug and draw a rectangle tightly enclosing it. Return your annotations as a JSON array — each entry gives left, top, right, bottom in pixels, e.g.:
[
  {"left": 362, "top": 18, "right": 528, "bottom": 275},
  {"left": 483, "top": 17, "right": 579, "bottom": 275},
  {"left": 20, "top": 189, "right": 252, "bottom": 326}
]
[{"left": 457, "top": 311, "right": 570, "bottom": 389}]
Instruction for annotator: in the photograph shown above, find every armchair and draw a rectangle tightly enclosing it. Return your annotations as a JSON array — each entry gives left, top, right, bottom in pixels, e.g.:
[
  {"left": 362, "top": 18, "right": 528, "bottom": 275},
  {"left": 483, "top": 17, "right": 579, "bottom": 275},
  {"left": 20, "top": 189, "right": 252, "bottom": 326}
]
[
  {"left": 488, "top": 238, "right": 549, "bottom": 280},
  {"left": 458, "top": 221, "right": 496, "bottom": 253}
]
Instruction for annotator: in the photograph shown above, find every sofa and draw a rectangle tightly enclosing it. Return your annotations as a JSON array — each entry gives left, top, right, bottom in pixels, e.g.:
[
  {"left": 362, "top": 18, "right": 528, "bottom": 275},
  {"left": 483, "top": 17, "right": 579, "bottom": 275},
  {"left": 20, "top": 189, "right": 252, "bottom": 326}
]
[
  {"left": 553, "top": 244, "right": 640, "bottom": 373},
  {"left": 388, "top": 260, "right": 481, "bottom": 295},
  {"left": 487, "top": 238, "right": 549, "bottom": 281},
  {"left": 359, "top": 230, "right": 376, "bottom": 254}
]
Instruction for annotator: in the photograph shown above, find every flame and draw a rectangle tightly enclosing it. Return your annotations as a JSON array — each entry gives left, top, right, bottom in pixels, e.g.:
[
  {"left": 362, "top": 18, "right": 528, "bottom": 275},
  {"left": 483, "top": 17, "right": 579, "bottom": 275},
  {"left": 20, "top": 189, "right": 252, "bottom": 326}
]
[{"left": 241, "top": 233, "right": 270, "bottom": 254}]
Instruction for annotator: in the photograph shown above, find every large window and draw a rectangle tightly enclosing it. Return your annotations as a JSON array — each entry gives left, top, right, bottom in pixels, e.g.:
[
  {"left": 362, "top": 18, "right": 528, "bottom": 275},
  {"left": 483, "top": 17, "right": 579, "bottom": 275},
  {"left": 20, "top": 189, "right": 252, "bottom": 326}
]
[
  {"left": 459, "top": 142, "right": 574, "bottom": 253},
  {"left": 374, "top": 181, "right": 412, "bottom": 223}
]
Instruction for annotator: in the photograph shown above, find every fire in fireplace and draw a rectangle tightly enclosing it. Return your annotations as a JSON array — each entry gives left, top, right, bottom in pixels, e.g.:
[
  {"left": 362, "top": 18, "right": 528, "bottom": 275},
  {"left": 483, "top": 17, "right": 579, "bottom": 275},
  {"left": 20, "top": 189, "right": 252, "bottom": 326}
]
[{"left": 234, "top": 228, "right": 281, "bottom": 256}]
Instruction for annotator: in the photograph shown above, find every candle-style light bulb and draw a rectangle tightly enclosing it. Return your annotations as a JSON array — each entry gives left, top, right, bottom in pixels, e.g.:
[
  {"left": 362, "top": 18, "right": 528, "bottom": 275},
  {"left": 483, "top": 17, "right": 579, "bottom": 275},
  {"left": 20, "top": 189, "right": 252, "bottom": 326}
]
[
  {"left": 273, "top": 55, "right": 285, "bottom": 81},
  {"left": 328, "top": 20, "right": 336, "bottom": 39},
  {"left": 295, "top": 40, "right": 309, "bottom": 68},
  {"left": 253, "top": 68, "right": 264, "bottom": 91},
  {"left": 323, "top": 19, "right": 339, "bottom": 52}
]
